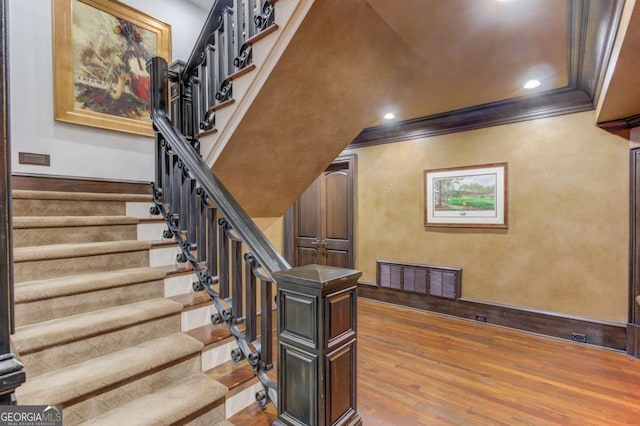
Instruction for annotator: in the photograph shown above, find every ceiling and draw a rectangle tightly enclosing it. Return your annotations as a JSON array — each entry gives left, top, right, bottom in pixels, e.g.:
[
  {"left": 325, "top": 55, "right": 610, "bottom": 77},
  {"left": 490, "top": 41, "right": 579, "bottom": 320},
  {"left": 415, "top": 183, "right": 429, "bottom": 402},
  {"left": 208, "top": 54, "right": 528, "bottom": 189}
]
[
  {"left": 597, "top": 0, "right": 640, "bottom": 124},
  {"left": 189, "top": 0, "right": 637, "bottom": 127},
  {"left": 365, "top": 0, "right": 569, "bottom": 116}
]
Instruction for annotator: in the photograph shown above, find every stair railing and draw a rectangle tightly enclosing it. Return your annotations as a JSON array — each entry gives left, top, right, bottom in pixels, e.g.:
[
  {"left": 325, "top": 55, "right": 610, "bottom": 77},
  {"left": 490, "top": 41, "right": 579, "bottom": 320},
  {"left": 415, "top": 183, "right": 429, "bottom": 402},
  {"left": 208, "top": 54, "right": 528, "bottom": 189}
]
[
  {"left": 149, "top": 1, "right": 363, "bottom": 423},
  {"left": 149, "top": 56, "right": 284, "bottom": 407},
  {"left": 169, "top": 0, "right": 275, "bottom": 144}
]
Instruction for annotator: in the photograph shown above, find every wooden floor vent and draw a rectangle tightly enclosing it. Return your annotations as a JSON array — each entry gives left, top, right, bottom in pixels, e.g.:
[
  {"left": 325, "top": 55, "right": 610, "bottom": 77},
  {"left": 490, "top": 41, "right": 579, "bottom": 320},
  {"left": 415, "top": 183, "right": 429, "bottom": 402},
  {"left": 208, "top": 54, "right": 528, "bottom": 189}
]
[{"left": 376, "top": 260, "right": 461, "bottom": 300}]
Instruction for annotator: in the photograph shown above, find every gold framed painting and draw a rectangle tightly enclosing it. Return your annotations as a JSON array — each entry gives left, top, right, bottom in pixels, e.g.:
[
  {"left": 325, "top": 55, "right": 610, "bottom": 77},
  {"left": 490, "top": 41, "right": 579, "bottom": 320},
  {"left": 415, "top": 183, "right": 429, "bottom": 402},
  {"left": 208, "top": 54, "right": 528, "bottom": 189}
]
[
  {"left": 52, "top": 0, "right": 171, "bottom": 137},
  {"left": 424, "top": 163, "right": 508, "bottom": 228}
]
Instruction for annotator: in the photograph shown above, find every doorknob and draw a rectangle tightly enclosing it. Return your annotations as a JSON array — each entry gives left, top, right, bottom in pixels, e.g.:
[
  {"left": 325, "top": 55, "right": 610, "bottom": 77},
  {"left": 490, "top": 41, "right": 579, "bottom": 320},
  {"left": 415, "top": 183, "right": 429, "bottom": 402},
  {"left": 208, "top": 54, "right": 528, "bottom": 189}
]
[{"left": 311, "top": 239, "right": 327, "bottom": 256}]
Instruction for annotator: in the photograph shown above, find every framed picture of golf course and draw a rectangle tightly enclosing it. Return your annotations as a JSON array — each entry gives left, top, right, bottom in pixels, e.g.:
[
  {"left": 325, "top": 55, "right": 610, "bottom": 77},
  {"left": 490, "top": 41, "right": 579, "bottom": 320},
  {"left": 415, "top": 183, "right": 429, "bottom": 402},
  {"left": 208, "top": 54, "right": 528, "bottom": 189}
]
[{"left": 424, "top": 163, "right": 508, "bottom": 228}]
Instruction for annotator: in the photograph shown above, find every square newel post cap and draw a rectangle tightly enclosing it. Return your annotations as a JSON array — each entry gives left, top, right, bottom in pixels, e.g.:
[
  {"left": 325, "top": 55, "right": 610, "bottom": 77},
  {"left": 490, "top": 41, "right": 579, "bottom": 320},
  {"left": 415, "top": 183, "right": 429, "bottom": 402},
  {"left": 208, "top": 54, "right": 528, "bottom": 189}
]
[{"left": 273, "top": 264, "right": 362, "bottom": 291}]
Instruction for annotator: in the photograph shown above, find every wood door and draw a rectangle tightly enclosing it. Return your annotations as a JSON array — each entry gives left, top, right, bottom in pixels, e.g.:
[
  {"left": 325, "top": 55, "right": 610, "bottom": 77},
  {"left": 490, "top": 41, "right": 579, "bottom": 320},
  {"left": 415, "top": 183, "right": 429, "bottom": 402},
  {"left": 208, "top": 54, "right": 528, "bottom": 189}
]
[{"left": 287, "top": 155, "right": 354, "bottom": 269}]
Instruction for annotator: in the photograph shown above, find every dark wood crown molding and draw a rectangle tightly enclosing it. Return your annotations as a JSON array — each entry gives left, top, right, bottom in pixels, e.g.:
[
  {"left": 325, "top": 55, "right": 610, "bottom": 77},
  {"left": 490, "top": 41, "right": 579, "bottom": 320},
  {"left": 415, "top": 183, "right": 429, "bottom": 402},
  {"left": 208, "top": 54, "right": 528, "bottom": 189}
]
[
  {"left": 598, "top": 113, "right": 640, "bottom": 132},
  {"left": 348, "top": 0, "right": 624, "bottom": 149},
  {"left": 349, "top": 88, "right": 594, "bottom": 148}
]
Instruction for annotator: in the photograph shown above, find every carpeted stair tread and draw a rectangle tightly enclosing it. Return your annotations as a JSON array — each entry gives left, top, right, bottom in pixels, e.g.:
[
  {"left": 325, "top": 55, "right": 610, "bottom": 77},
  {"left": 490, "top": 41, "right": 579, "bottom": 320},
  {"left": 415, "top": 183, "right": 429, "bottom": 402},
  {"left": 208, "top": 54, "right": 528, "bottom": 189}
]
[
  {"left": 12, "top": 190, "right": 152, "bottom": 202},
  {"left": 15, "top": 267, "right": 166, "bottom": 302},
  {"left": 13, "top": 298, "right": 182, "bottom": 355},
  {"left": 14, "top": 240, "right": 151, "bottom": 262},
  {"left": 15, "top": 332, "right": 203, "bottom": 406},
  {"left": 13, "top": 215, "right": 139, "bottom": 228},
  {"left": 75, "top": 373, "right": 228, "bottom": 426}
]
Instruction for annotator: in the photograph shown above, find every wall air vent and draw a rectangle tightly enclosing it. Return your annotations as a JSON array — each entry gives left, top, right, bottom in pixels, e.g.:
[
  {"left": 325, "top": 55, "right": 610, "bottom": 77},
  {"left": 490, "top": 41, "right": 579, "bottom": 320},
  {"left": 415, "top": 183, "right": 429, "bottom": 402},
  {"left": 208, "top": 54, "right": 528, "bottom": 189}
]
[
  {"left": 18, "top": 152, "right": 50, "bottom": 166},
  {"left": 377, "top": 260, "right": 461, "bottom": 300}
]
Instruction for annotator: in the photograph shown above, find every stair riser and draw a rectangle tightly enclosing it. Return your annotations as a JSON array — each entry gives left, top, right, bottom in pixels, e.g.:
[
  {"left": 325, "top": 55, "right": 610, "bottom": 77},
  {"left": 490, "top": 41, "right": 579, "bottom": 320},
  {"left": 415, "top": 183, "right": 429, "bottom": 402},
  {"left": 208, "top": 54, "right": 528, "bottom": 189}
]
[
  {"left": 15, "top": 280, "right": 164, "bottom": 327},
  {"left": 126, "top": 202, "right": 155, "bottom": 219},
  {"left": 149, "top": 246, "right": 182, "bottom": 267},
  {"left": 226, "top": 381, "right": 264, "bottom": 418},
  {"left": 14, "top": 225, "right": 138, "bottom": 247},
  {"left": 182, "top": 305, "right": 215, "bottom": 332},
  {"left": 184, "top": 404, "right": 226, "bottom": 426},
  {"left": 164, "top": 273, "right": 198, "bottom": 297},
  {"left": 63, "top": 355, "right": 202, "bottom": 426},
  {"left": 14, "top": 250, "right": 149, "bottom": 282},
  {"left": 137, "top": 222, "right": 169, "bottom": 241},
  {"left": 13, "top": 199, "right": 125, "bottom": 217},
  {"left": 19, "top": 314, "right": 180, "bottom": 377},
  {"left": 202, "top": 341, "right": 237, "bottom": 372}
]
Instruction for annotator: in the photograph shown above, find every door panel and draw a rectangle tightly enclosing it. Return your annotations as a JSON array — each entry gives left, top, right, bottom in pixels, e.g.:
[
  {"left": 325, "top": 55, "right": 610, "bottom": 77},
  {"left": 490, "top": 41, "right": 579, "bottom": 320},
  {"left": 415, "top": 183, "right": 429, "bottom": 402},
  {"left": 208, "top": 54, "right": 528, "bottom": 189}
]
[
  {"left": 297, "top": 178, "right": 320, "bottom": 238},
  {"left": 325, "top": 171, "right": 348, "bottom": 240},
  {"left": 326, "top": 250, "right": 350, "bottom": 269},
  {"left": 297, "top": 247, "right": 318, "bottom": 267},
  {"left": 290, "top": 156, "right": 354, "bottom": 269}
]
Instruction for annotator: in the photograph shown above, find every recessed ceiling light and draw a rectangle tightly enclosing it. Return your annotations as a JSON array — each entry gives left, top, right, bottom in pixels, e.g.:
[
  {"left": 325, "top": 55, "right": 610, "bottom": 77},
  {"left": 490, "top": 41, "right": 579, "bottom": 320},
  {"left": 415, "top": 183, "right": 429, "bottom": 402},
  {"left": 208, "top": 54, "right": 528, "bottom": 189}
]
[
  {"left": 383, "top": 112, "right": 396, "bottom": 120},
  {"left": 523, "top": 79, "right": 542, "bottom": 89}
]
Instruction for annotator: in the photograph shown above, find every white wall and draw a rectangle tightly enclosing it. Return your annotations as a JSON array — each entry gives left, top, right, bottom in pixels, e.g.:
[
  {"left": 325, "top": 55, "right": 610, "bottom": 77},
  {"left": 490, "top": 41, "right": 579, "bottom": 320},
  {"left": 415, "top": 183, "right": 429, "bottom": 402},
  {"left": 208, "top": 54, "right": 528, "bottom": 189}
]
[{"left": 9, "top": 0, "right": 209, "bottom": 182}]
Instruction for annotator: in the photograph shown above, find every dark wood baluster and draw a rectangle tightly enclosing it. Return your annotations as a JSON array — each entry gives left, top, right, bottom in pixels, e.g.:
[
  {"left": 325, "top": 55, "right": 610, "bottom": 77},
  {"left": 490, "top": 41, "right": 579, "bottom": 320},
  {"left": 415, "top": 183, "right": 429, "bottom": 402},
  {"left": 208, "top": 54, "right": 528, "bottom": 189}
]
[
  {"left": 261, "top": 278, "right": 273, "bottom": 369},
  {"left": 245, "top": 255, "right": 257, "bottom": 342},
  {"left": 162, "top": 144, "right": 170, "bottom": 206},
  {"left": 207, "top": 206, "right": 218, "bottom": 276},
  {"left": 197, "top": 193, "right": 207, "bottom": 263},
  {"left": 191, "top": 73, "right": 201, "bottom": 135},
  {"left": 180, "top": 168, "right": 189, "bottom": 233},
  {"left": 222, "top": 9, "right": 234, "bottom": 77},
  {"left": 197, "top": 62, "right": 208, "bottom": 125},
  {"left": 206, "top": 44, "right": 216, "bottom": 108},
  {"left": 170, "top": 155, "right": 180, "bottom": 218},
  {"left": 188, "top": 179, "right": 197, "bottom": 249},
  {"left": 183, "top": 80, "right": 195, "bottom": 139},
  {"left": 213, "top": 29, "right": 222, "bottom": 95},
  {"left": 233, "top": 0, "right": 242, "bottom": 63},
  {"left": 155, "top": 135, "right": 163, "bottom": 194},
  {"left": 232, "top": 239, "right": 243, "bottom": 321},
  {"left": 244, "top": 0, "right": 256, "bottom": 40},
  {"left": 219, "top": 220, "right": 230, "bottom": 299}
]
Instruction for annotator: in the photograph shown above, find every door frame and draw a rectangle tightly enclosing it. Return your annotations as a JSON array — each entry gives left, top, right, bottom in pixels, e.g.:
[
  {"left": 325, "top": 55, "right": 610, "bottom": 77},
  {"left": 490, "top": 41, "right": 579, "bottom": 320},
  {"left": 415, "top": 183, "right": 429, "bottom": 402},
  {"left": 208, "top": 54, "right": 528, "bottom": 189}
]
[
  {"left": 629, "top": 147, "right": 640, "bottom": 357},
  {"left": 284, "top": 154, "right": 356, "bottom": 268}
]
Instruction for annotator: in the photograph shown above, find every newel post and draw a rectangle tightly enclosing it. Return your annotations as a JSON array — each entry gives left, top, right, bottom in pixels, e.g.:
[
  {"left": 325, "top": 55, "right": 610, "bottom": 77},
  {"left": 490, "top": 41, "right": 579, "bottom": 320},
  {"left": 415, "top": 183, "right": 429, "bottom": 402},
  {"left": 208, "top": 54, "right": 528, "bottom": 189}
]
[{"left": 273, "top": 265, "right": 362, "bottom": 426}]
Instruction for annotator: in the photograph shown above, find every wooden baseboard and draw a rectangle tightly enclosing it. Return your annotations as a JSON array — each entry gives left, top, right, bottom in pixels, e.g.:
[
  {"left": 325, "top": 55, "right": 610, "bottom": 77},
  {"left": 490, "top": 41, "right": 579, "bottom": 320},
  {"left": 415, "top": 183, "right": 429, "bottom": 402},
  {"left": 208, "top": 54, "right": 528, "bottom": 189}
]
[
  {"left": 627, "top": 323, "right": 640, "bottom": 357},
  {"left": 11, "top": 174, "right": 152, "bottom": 194},
  {"left": 357, "top": 282, "right": 627, "bottom": 351}
]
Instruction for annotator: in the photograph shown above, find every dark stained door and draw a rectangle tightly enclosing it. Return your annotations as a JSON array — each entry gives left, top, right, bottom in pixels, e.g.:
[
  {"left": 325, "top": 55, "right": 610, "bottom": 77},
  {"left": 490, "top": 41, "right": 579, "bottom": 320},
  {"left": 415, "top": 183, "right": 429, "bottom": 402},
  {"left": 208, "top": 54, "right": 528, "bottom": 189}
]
[{"left": 291, "top": 156, "right": 354, "bottom": 269}]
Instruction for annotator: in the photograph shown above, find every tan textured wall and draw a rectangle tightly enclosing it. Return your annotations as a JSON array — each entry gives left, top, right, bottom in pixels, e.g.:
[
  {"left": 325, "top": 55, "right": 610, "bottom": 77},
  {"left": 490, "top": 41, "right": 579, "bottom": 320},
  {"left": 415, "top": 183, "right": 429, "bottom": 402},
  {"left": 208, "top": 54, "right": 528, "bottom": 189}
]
[
  {"left": 346, "top": 111, "right": 630, "bottom": 322},
  {"left": 254, "top": 217, "right": 284, "bottom": 254}
]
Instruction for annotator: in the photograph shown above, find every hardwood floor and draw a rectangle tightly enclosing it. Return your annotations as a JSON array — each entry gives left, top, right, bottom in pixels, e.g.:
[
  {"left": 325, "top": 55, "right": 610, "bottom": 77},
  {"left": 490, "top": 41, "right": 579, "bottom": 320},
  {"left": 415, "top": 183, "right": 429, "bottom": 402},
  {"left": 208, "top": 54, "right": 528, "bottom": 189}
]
[{"left": 231, "top": 298, "right": 640, "bottom": 425}]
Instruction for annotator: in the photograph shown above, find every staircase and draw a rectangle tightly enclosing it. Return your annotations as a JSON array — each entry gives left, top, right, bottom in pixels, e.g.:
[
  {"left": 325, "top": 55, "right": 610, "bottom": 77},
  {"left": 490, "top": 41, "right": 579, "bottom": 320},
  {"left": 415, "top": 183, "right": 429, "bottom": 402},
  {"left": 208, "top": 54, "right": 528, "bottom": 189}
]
[
  {"left": 10, "top": 189, "right": 260, "bottom": 424},
  {"left": 5, "top": 0, "right": 364, "bottom": 422}
]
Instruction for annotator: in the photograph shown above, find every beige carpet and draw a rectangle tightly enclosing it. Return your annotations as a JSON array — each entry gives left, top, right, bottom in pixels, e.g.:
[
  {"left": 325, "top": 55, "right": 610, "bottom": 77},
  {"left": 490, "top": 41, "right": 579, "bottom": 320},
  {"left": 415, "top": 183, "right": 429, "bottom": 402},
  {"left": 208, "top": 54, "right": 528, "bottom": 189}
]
[{"left": 12, "top": 190, "right": 230, "bottom": 425}]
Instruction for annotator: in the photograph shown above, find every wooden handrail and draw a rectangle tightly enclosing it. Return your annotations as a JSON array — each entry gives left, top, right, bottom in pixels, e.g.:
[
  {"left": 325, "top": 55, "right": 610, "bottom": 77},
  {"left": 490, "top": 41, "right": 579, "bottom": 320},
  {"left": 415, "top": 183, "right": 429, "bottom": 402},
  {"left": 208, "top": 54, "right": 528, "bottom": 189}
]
[{"left": 149, "top": 57, "right": 289, "bottom": 276}]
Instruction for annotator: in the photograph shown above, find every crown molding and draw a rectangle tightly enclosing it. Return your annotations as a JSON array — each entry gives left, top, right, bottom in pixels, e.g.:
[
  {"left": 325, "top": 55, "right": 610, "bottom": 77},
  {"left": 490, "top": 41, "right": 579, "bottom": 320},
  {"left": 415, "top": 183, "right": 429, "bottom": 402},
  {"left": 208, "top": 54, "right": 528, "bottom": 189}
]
[{"left": 348, "top": 0, "right": 625, "bottom": 149}]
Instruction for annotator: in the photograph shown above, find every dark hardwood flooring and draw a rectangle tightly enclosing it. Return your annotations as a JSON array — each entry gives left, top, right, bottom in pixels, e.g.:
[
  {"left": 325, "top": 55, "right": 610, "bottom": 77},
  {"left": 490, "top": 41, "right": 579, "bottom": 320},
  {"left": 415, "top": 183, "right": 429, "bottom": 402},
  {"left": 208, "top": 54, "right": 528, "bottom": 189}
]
[{"left": 230, "top": 298, "right": 640, "bottom": 425}]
